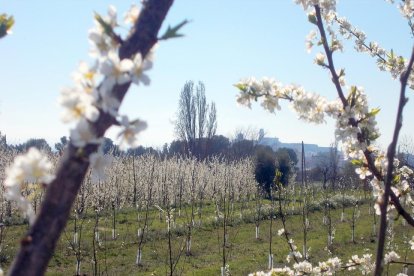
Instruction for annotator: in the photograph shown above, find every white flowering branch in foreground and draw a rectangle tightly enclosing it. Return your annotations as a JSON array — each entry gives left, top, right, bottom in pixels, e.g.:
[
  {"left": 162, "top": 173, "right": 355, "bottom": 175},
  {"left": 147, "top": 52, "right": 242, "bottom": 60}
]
[
  {"left": 6, "top": 1, "right": 175, "bottom": 275},
  {"left": 237, "top": 0, "right": 414, "bottom": 275}
]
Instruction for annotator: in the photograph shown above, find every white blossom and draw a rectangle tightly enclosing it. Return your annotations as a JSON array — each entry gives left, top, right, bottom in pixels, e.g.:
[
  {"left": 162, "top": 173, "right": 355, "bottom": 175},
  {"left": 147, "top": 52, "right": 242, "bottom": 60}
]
[
  {"left": 98, "top": 84, "right": 121, "bottom": 116},
  {"left": 5, "top": 148, "right": 54, "bottom": 188},
  {"left": 124, "top": 4, "right": 141, "bottom": 25},
  {"left": 117, "top": 116, "right": 147, "bottom": 150},
  {"left": 314, "top": 52, "right": 326, "bottom": 65},
  {"left": 88, "top": 6, "right": 119, "bottom": 58},
  {"left": 72, "top": 61, "right": 98, "bottom": 88},
  {"left": 70, "top": 118, "right": 101, "bottom": 148},
  {"left": 293, "top": 261, "right": 313, "bottom": 275},
  {"left": 355, "top": 167, "right": 372, "bottom": 180},
  {"left": 130, "top": 53, "right": 152, "bottom": 86},
  {"left": 409, "top": 236, "right": 414, "bottom": 250},
  {"left": 384, "top": 251, "right": 400, "bottom": 264},
  {"left": 59, "top": 87, "right": 99, "bottom": 123},
  {"left": 100, "top": 51, "right": 134, "bottom": 88},
  {"left": 399, "top": 0, "right": 414, "bottom": 19},
  {"left": 4, "top": 148, "right": 55, "bottom": 223},
  {"left": 305, "top": 29, "right": 317, "bottom": 53}
]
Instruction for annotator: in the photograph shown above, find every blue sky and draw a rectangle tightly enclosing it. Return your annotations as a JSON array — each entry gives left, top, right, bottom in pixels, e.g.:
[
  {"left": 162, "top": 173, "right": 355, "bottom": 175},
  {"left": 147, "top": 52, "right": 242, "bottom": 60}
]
[{"left": 0, "top": 1, "right": 413, "bottom": 150}]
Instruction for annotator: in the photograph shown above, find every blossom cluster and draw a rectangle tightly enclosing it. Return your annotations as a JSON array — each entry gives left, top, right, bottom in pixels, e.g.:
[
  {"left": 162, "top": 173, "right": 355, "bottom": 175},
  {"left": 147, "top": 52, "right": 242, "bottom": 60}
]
[
  {"left": 384, "top": 250, "right": 400, "bottom": 264},
  {"left": 387, "top": 0, "right": 414, "bottom": 20},
  {"left": 60, "top": 5, "right": 152, "bottom": 152},
  {"left": 249, "top": 257, "right": 342, "bottom": 275},
  {"left": 346, "top": 254, "right": 375, "bottom": 274},
  {"left": 302, "top": 2, "right": 414, "bottom": 90},
  {"left": 335, "top": 16, "right": 409, "bottom": 83},
  {"left": 251, "top": 209, "right": 408, "bottom": 275},
  {"left": 286, "top": 238, "right": 303, "bottom": 263},
  {"left": 333, "top": 86, "right": 380, "bottom": 159},
  {"left": 59, "top": 5, "right": 155, "bottom": 182},
  {"left": 235, "top": 77, "right": 327, "bottom": 123},
  {"left": 4, "top": 148, "right": 55, "bottom": 223},
  {"left": 3, "top": 5, "right": 154, "bottom": 221},
  {"left": 235, "top": 79, "right": 379, "bottom": 157},
  {"left": 294, "top": 0, "right": 337, "bottom": 16}
]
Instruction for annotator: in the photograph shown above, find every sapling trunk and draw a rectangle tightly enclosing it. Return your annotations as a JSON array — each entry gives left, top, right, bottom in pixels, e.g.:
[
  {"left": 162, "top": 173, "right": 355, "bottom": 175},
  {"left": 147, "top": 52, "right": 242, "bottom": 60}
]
[
  {"left": 326, "top": 202, "right": 334, "bottom": 248},
  {"left": 302, "top": 204, "right": 308, "bottom": 259},
  {"left": 254, "top": 187, "right": 262, "bottom": 240},
  {"left": 136, "top": 248, "right": 142, "bottom": 266},
  {"left": 268, "top": 254, "right": 274, "bottom": 270},
  {"left": 341, "top": 188, "right": 346, "bottom": 222},
  {"left": 186, "top": 237, "right": 192, "bottom": 256},
  {"left": 70, "top": 210, "right": 84, "bottom": 276},
  {"left": 186, "top": 224, "right": 192, "bottom": 256},
  {"left": 73, "top": 213, "right": 78, "bottom": 245},
  {"left": 76, "top": 260, "right": 81, "bottom": 276},
  {"left": 351, "top": 204, "right": 359, "bottom": 243},
  {"left": 300, "top": 144, "right": 309, "bottom": 260},
  {"left": 92, "top": 211, "right": 99, "bottom": 276},
  {"left": 132, "top": 155, "right": 137, "bottom": 207},
  {"left": 112, "top": 203, "right": 116, "bottom": 240},
  {"left": 268, "top": 187, "right": 274, "bottom": 269},
  {"left": 372, "top": 207, "right": 377, "bottom": 236}
]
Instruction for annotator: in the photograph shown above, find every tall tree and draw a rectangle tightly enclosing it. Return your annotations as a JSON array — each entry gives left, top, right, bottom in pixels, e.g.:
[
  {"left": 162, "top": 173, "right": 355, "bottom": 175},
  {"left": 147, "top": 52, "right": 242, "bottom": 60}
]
[
  {"left": 15, "top": 138, "right": 52, "bottom": 153},
  {"left": 54, "top": 136, "right": 68, "bottom": 154},
  {"left": 254, "top": 145, "right": 277, "bottom": 196},
  {"left": 174, "top": 80, "right": 217, "bottom": 158},
  {"left": 275, "top": 148, "right": 297, "bottom": 186}
]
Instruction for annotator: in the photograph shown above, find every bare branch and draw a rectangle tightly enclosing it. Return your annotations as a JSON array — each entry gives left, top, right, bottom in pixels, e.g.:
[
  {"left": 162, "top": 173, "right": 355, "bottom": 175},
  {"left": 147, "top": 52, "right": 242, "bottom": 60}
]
[
  {"left": 374, "top": 44, "right": 414, "bottom": 276},
  {"left": 314, "top": 5, "right": 347, "bottom": 106}
]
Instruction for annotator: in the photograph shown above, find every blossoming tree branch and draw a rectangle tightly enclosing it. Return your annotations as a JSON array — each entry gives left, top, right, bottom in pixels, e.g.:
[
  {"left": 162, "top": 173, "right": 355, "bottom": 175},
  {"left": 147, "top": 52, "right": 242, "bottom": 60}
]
[
  {"left": 2, "top": 1, "right": 178, "bottom": 275},
  {"left": 235, "top": 1, "right": 414, "bottom": 275}
]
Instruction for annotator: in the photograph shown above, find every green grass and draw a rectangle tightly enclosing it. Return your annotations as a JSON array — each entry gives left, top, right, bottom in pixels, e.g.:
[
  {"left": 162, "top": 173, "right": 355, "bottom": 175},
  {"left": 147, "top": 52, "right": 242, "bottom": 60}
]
[{"left": 1, "top": 194, "right": 413, "bottom": 275}]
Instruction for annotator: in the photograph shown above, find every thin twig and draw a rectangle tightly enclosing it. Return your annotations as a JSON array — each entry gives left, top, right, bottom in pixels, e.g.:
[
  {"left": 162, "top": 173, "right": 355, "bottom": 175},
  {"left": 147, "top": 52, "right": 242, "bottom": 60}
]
[
  {"left": 314, "top": 5, "right": 347, "bottom": 106},
  {"left": 373, "top": 44, "right": 414, "bottom": 276}
]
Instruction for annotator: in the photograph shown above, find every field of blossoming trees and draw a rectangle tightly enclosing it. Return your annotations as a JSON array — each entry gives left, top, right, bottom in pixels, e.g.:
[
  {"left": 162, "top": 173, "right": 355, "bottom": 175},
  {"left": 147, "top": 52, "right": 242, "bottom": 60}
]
[
  {"left": 0, "top": 149, "right": 406, "bottom": 275},
  {"left": 0, "top": 148, "right": 413, "bottom": 275},
  {"left": 2, "top": 0, "right": 414, "bottom": 275}
]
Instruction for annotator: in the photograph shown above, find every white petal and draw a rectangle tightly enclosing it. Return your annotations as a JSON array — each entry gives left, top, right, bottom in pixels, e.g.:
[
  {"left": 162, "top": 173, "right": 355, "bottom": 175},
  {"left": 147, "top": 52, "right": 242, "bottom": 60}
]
[{"left": 120, "top": 59, "right": 134, "bottom": 72}]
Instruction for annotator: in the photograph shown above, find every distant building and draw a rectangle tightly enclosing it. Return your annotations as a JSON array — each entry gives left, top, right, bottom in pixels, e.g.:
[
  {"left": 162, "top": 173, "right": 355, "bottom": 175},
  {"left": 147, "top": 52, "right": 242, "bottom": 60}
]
[{"left": 258, "top": 136, "right": 336, "bottom": 168}]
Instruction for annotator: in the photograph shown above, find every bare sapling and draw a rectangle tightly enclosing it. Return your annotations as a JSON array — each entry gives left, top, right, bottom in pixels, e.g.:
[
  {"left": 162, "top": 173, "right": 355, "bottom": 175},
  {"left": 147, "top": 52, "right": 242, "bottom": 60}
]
[
  {"left": 350, "top": 200, "right": 360, "bottom": 243},
  {"left": 136, "top": 157, "right": 155, "bottom": 266},
  {"left": 254, "top": 186, "right": 263, "bottom": 240}
]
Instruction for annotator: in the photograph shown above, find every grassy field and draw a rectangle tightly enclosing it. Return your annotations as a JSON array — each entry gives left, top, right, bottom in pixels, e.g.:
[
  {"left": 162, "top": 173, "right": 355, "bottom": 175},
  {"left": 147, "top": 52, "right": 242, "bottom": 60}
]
[{"left": 1, "top": 194, "right": 414, "bottom": 275}]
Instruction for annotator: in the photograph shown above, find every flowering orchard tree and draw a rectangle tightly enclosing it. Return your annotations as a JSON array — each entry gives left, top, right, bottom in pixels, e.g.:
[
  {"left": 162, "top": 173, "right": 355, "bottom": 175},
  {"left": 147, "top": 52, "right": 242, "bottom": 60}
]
[
  {"left": 1, "top": 1, "right": 179, "bottom": 275},
  {"left": 235, "top": 1, "right": 414, "bottom": 275}
]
